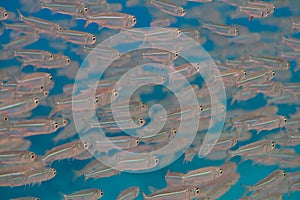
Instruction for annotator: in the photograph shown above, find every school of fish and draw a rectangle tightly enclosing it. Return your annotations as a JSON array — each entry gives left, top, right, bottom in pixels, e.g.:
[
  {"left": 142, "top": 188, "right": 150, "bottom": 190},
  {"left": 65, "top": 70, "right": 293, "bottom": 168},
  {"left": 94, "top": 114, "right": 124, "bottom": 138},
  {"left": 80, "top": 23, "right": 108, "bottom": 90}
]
[{"left": 0, "top": 0, "right": 300, "bottom": 199}]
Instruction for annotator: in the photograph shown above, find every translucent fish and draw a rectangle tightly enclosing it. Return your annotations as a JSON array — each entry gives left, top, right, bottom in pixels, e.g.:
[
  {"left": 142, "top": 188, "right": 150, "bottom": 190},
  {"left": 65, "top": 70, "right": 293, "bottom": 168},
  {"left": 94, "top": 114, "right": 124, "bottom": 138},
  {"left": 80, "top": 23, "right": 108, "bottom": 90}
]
[
  {"left": 227, "top": 140, "right": 276, "bottom": 160},
  {"left": 89, "top": 117, "right": 145, "bottom": 131},
  {"left": 148, "top": 0, "right": 186, "bottom": 17},
  {"left": 0, "top": 96, "right": 39, "bottom": 117},
  {"left": 83, "top": 12, "right": 136, "bottom": 29},
  {"left": 245, "top": 170, "right": 286, "bottom": 192},
  {"left": 201, "top": 21, "right": 239, "bottom": 37},
  {"left": 90, "top": 135, "right": 140, "bottom": 153},
  {"left": 282, "top": 36, "right": 300, "bottom": 51},
  {"left": 62, "top": 188, "right": 104, "bottom": 200},
  {"left": 82, "top": 162, "right": 120, "bottom": 181},
  {"left": 0, "top": 151, "right": 36, "bottom": 164},
  {"left": 166, "top": 166, "right": 223, "bottom": 186},
  {"left": 57, "top": 29, "right": 96, "bottom": 45},
  {"left": 249, "top": 55, "right": 290, "bottom": 71},
  {"left": 1, "top": 22, "right": 34, "bottom": 35},
  {"left": 107, "top": 152, "right": 159, "bottom": 171},
  {"left": 238, "top": 4, "right": 270, "bottom": 20},
  {"left": 17, "top": 9, "right": 62, "bottom": 35},
  {"left": 247, "top": 115, "right": 287, "bottom": 134},
  {"left": 41, "top": 140, "right": 90, "bottom": 164},
  {"left": 41, "top": 2, "right": 89, "bottom": 17},
  {"left": 117, "top": 186, "right": 140, "bottom": 200},
  {"left": 14, "top": 49, "right": 53, "bottom": 61},
  {"left": 139, "top": 128, "right": 177, "bottom": 144},
  {"left": 143, "top": 186, "right": 201, "bottom": 200},
  {"left": 21, "top": 54, "right": 70, "bottom": 69},
  {"left": 0, "top": 7, "right": 7, "bottom": 21},
  {"left": 5, "top": 118, "right": 60, "bottom": 137},
  {"left": 11, "top": 197, "right": 40, "bottom": 200},
  {"left": 2, "top": 34, "right": 39, "bottom": 50}
]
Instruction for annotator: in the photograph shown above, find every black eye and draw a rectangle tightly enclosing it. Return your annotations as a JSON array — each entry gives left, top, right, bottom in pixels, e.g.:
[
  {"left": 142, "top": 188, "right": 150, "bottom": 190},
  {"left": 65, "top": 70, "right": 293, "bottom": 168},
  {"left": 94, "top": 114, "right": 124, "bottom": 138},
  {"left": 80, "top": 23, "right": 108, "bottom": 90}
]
[
  {"left": 132, "top": 17, "right": 136, "bottom": 23},
  {"left": 135, "top": 139, "right": 139, "bottom": 144},
  {"left": 53, "top": 170, "right": 56, "bottom": 175},
  {"left": 199, "top": 106, "right": 203, "bottom": 111},
  {"left": 84, "top": 7, "right": 88, "bottom": 12},
  {"left": 182, "top": 9, "right": 186, "bottom": 14},
  {"left": 3, "top": 116, "right": 8, "bottom": 121},
  {"left": 49, "top": 75, "right": 53, "bottom": 80},
  {"left": 4, "top": 12, "right": 7, "bottom": 17},
  {"left": 34, "top": 98, "right": 39, "bottom": 104},
  {"left": 100, "top": 191, "right": 104, "bottom": 196},
  {"left": 272, "top": 71, "right": 275, "bottom": 76},
  {"left": 31, "top": 154, "right": 35, "bottom": 159}
]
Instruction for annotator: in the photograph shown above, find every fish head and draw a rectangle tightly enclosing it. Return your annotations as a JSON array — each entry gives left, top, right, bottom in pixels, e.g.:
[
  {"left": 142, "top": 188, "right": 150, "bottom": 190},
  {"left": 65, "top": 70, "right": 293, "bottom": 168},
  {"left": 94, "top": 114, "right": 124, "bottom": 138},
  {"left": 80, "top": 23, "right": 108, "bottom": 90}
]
[
  {"left": 22, "top": 151, "right": 37, "bottom": 162},
  {"left": 96, "top": 189, "right": 104, "bottom": 198},
  {"left": 168, "top": 128, "right": 177, "bottom": 140},
  {"left": 63, "top": 56, "right": 71, "bottom": 66},
  {"left": 190, "top": 187, "right": 201, "bottom": 198},
  {"left": 138, "top": 102, "right": 148, "bottom": 112},
  {"left": 176, "top": 7, "right": 186, "bottom": 17},
  {"left": 125, "top": 16, "right": 137, "bottom": 28},
  {"left": 279, "top": 116, "right": 287, "bottom": 127},
  {"left": 229, "top": 27, "right": 239, "bottom": 36},
  {"left": 0, "top": 8, "right": 8, "bottom": 20},
  {"left": 87, "top": 34, "right": 97, "bottom": 45}
]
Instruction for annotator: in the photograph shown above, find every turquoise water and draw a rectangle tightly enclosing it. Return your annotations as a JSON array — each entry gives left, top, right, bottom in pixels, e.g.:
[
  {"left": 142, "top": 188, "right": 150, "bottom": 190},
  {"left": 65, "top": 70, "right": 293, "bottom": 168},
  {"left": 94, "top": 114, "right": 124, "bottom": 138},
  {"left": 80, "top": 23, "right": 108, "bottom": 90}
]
[{"left": 0, "top": 0, "right": 300, "bottom": 199}]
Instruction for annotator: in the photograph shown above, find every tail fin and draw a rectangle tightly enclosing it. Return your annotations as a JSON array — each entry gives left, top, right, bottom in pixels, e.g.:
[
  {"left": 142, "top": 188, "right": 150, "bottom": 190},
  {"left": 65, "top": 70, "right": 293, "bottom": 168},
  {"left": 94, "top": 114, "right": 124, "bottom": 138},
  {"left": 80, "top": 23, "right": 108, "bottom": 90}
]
[
  {"left": 224, "top": 149, "right": 232, "bottom": 162},
  {"left": 16, "top": 9, "right": 24, "bottom": 21}
]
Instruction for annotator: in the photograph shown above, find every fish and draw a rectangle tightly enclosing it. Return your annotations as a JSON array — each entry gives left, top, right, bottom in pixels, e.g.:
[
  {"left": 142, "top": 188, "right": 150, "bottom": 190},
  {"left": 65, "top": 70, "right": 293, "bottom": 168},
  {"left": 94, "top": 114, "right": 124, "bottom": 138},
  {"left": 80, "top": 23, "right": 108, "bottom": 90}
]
[
  {"left": 148, "top": 0, "right": 186, "bottom": 17},
  {"left": 83, "top": 12, "right": 136, "bottom": 29},
  {"left": 56, "top": 29, "right": 96, "bottom": 45},
  {"left": 0, "top": 7, "right": 8, "bottom": 21},
  {"left": 62, "top": 188, "right": 104, "bottom": 200},
  {"left": 117, "top": 186, "right": 140, "bottom": 200}
]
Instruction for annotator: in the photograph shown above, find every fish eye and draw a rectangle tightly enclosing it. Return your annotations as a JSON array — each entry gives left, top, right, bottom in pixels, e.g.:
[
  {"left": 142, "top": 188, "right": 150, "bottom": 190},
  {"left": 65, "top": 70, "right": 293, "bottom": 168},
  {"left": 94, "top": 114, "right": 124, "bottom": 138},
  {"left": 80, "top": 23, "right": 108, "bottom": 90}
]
[
  {"left": 181, "top": 9, "right": 186, "bottom": 14},
  {"left": 49, "top": 75, "right": 53, "bottom": 80},
  {"left": 3, "top": 116, "right": 8, "bottom": 121},
  {"left": 154, "top": 157, "right": 159, "bottom": 164},
  {"left": 177, "top": 29, "right": 182, "bottom": 34},
  {"left": 100, "top": 191, "right": 104, "bottom": 196},
  {"left": 132, "top": 17, "right": 136, "bottom": 23},
  {"left": 84, "top": 7, "right": 88, "bottom": 12},
  {"left": 36, "top": 198, "right": 40, "bottom": 200},
  {"left": 272, "top": 71, "right": 275, "bottom": 76},
  {"left": 92, "top": 36, "right": 96, "bottom": 41},
  {"left": 54, "top": 122, "right": 58, "bottom": 129},
  {"left": 235, "top": 28, "right": 239, "bottom": 33},
  {"left": 219, "top": 168, "right": 223, "bottom": 174},
  {"left": 195, "top": 188, "right": 200, "bottom": 194},
  {"left": 236, "top": 138, "right": 239, "bottom": 143},
  {"left": 49, "top": 53, "right": 53, "bottom": 58},
  {"left": 44, "top": 91, "right": 49, "bottom": 96},
  {"left": 30, "top": 153, "right": 35, "bottom": 159},
  {"left": 53, "top": 169, "right": 57, "bottom": 175},
  {"left": 243, "top": 71, "right": 247, "bottom": 76},
  {"left": 58, "top": 26, "right": 62, "bottom": 31},
  {"left": 283, "top": 117, "right": 287, "bottom": 122},
  {"left": 283, "top": 171, "right": 286, "bottom": 176},
  {"left": 161, "top": 75, "right": 166, "bottom": 83},
  {"left": 66, "top": 58, "right": 70, "bottom": 63},
  {"left": 113, "top": 90, "right": 118, "bottom": 97},
  {"left": 271, "top": 141, "right": 275, "bottom": 147},
  {"left": 95, "top": 97, "right": 99, "bottom": 103},
  {"left": 172, "top": 129, "right": 177, "bottom": 134},
  {"left": 40, "top": 86, "right": 44, "bottom": 90},
  {"left": 140, "top": 102, "right": 145, "bottom": 108},
  {"left": 174, "top": 51, "right": 178, "bottom": 58},
  {"left": 4, "top": 12, "right": 7, "bottom": 17},
  {"left": 139, "top": 118, "right": 145, "bottom": 125},
  {"left": 34, "top": 98, "right": 39, "bottom": 104},
  {"left": 83, "top": 141, "right": 89, "bottom": 148},
  {"left": 199, "top": 105, "right": 203, "bottom": 111},
  {"left": 63, "top": 119, "right": 68, "bottom": 124},
  {"left": 135, "top": 138, "right": 140, "bottom": 144}
]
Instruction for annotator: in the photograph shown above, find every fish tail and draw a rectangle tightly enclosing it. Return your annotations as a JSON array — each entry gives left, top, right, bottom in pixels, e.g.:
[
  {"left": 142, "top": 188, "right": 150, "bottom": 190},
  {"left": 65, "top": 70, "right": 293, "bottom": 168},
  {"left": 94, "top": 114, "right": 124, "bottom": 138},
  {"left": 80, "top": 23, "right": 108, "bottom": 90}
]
[
  {"left": 84, "top": 20, "right": 90, "bottom": 28},
  {"left": 16, "top": 9, "right": 24, "bottom": 21},
  {"left": 47, "top": 97, "right": 58, "bottom": 118},
  {"left": 142, "top": 192, "right": 149, "bottom": 200},
  {"left": 225, "top": 149, "right": 232, "bottom": 162}
]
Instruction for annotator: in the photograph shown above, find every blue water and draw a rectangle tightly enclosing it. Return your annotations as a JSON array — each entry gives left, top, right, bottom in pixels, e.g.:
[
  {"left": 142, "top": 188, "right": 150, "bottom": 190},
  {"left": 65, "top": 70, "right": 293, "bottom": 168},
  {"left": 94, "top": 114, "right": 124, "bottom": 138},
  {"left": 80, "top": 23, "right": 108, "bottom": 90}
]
[{"left": 0, "top": 0, "right": 300, "bottom": 200}]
